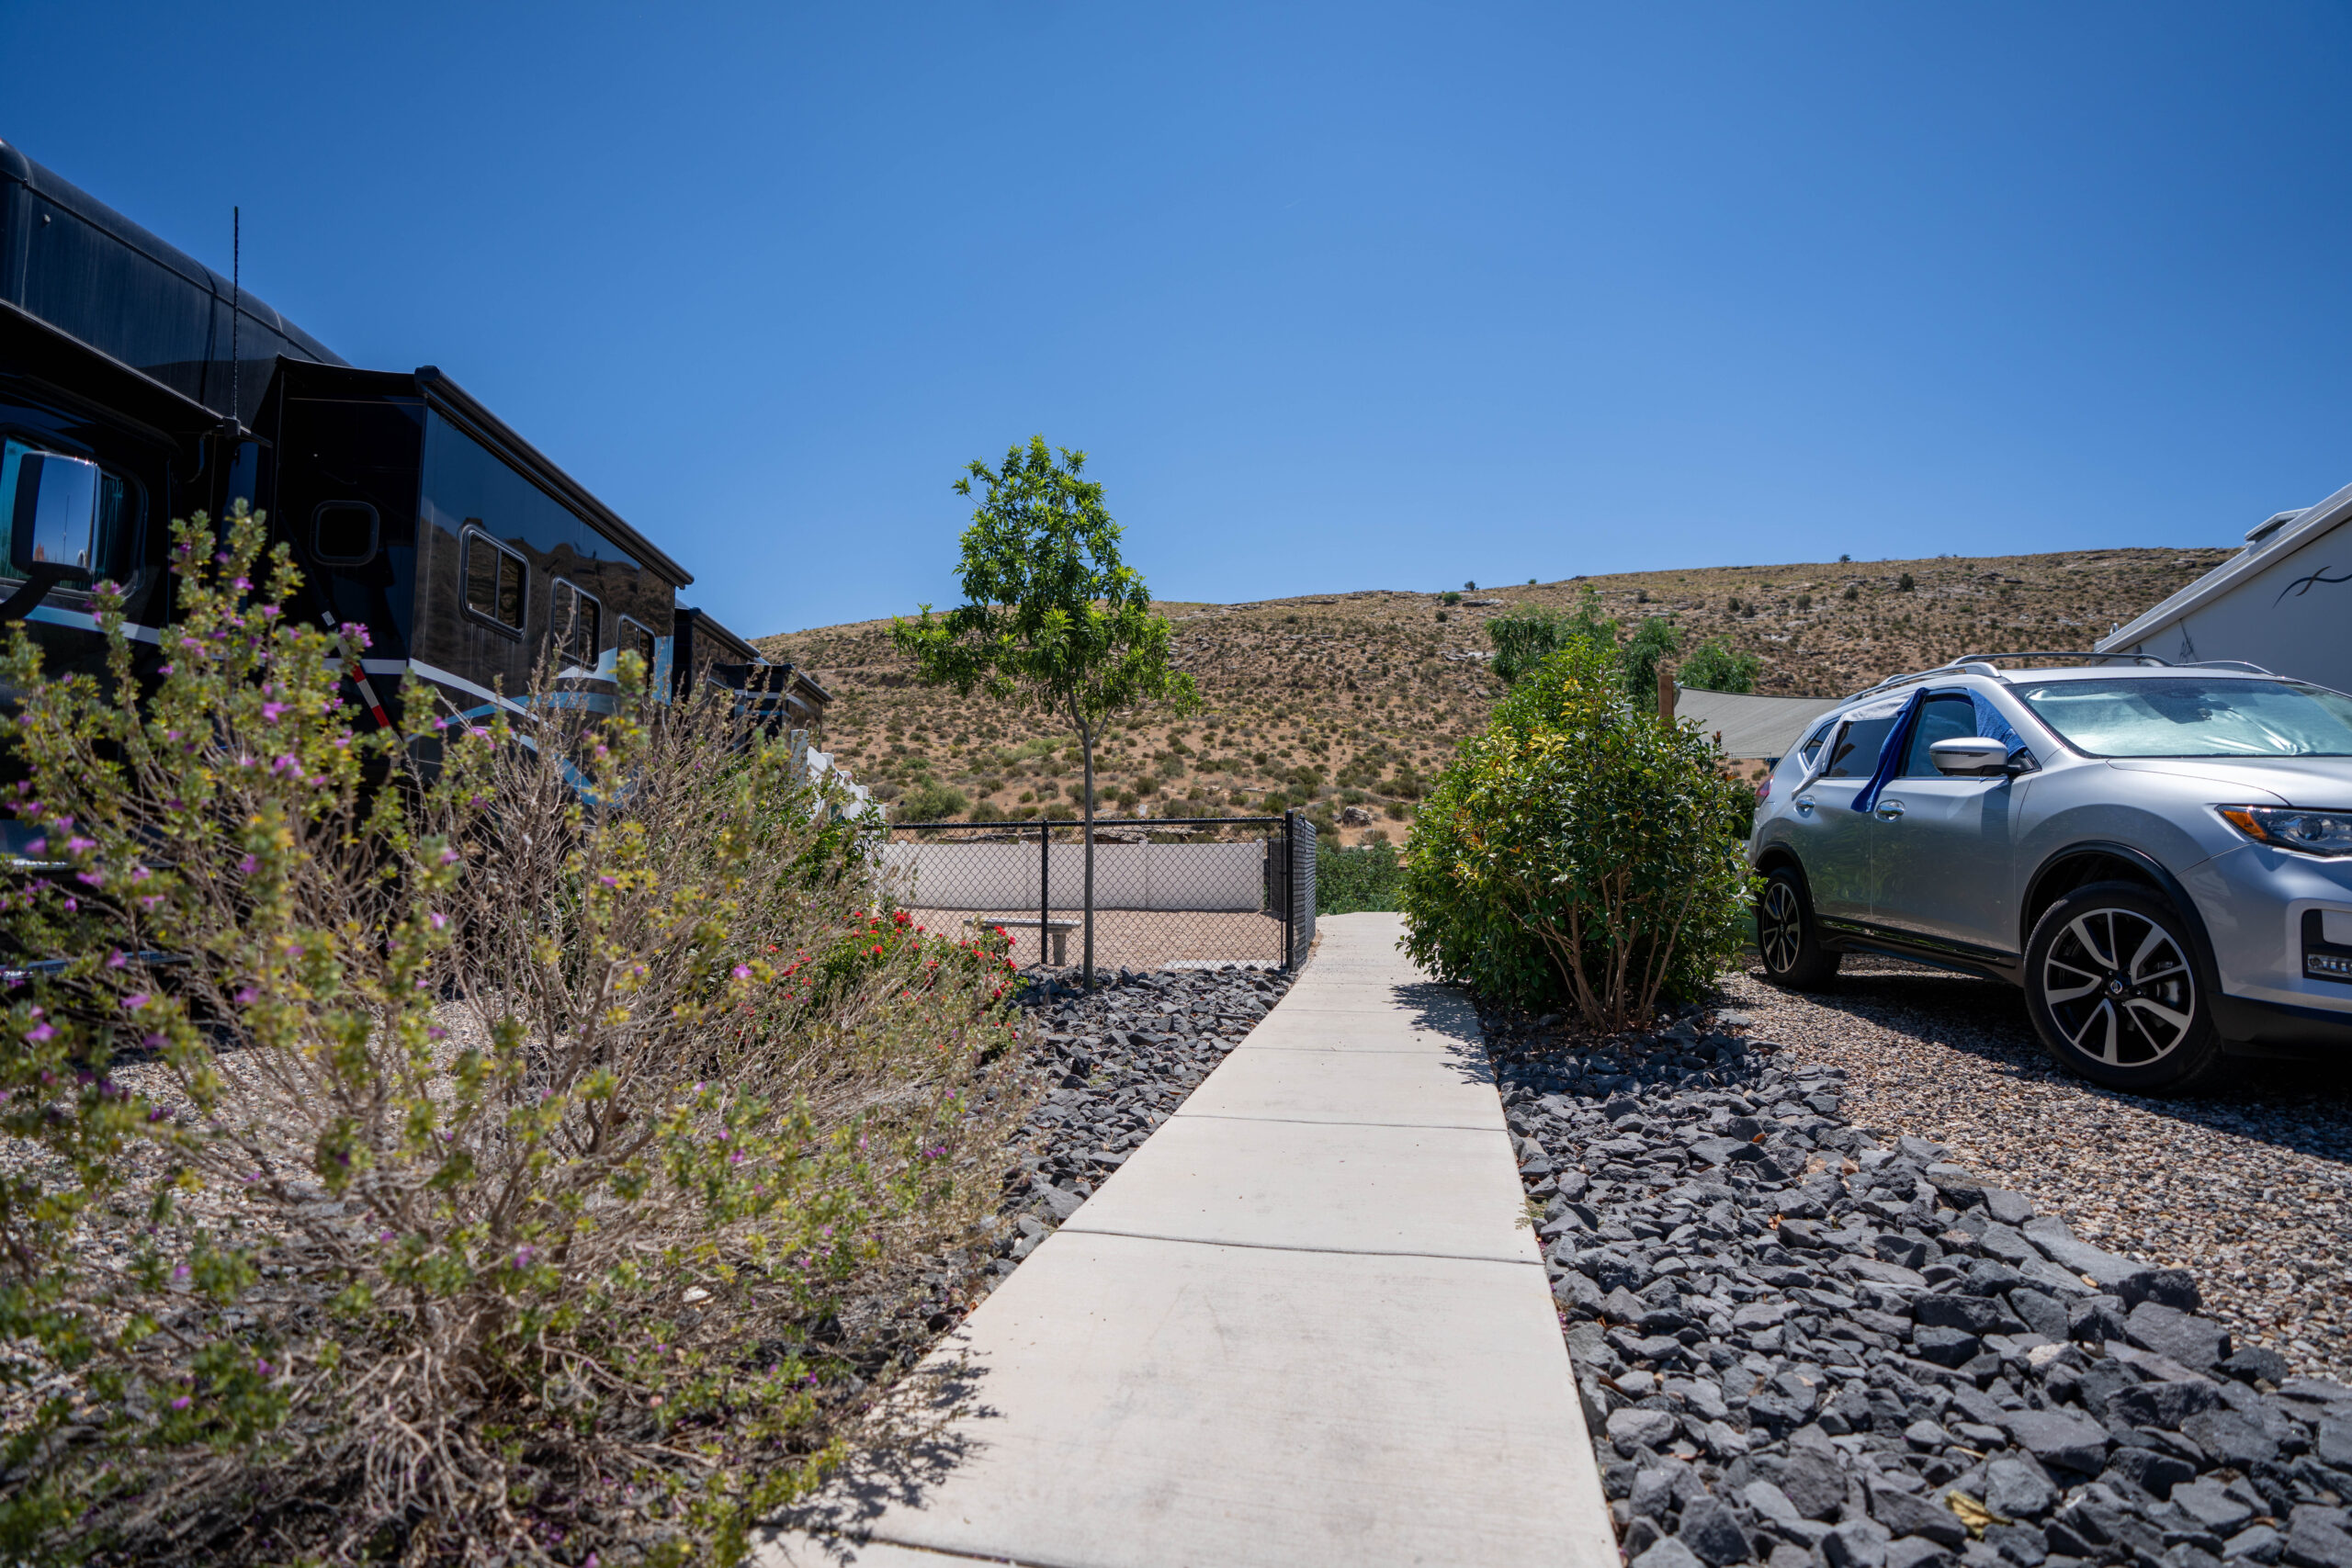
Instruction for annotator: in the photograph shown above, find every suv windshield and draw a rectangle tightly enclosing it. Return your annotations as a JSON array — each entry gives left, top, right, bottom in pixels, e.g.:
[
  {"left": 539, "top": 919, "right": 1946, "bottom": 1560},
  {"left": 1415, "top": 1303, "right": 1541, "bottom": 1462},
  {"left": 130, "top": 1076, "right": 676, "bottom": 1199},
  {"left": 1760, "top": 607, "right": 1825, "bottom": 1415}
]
[{"left": 2018, "top": 677, "right": 2352, "bottom": 758}]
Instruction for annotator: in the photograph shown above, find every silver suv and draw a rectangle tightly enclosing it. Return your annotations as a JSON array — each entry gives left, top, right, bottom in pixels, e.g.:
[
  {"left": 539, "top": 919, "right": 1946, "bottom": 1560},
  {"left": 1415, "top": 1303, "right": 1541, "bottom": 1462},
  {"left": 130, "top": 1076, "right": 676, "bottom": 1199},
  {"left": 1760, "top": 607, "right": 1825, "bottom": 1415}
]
[{"left": 1747, "top": 654, "right": 2352, "bottom": 1091}]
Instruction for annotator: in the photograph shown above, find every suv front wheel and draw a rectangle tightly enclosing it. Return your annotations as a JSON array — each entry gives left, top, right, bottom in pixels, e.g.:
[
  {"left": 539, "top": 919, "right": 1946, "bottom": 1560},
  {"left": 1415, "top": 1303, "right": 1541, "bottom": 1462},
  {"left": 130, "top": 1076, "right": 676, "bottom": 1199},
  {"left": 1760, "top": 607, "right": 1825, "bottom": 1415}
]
[{"left": 2023, "top": 882, "right": 2222, "bottom": 1093}]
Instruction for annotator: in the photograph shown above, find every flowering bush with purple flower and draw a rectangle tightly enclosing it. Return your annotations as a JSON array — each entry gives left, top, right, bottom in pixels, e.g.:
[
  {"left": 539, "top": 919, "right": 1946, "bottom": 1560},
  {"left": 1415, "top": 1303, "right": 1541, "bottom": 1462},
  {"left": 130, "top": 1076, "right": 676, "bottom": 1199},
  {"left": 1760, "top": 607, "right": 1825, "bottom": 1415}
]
[{"left": 0, "top": 507, "right": 1035, "bottom": 1564}]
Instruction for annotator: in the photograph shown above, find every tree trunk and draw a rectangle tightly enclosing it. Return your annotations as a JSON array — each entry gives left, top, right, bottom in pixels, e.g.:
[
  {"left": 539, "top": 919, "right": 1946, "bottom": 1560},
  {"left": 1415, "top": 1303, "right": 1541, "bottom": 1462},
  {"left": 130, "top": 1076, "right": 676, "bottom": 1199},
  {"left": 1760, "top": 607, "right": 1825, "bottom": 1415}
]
[{"left": 1080, "top": 718, "right": 1096, "bottom": 990}]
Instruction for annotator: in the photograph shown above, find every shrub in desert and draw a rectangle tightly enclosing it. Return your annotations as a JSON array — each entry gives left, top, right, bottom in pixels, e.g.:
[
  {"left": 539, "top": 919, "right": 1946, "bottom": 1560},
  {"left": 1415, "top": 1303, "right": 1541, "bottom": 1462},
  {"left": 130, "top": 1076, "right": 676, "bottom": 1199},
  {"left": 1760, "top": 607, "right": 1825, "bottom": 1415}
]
[
  {"left": 1398, "top": 640, "right": 1753, "bottom": 1028},
  {"left": 0, "top": 508, "right": 1029, "bottom": 1564}
]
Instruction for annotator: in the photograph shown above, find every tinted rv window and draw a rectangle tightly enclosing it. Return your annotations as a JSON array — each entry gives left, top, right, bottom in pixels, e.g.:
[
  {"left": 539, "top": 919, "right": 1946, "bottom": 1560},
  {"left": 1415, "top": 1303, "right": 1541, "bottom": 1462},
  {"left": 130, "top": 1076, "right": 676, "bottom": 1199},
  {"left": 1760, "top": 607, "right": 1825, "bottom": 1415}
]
[
  {"left": 617, "top": 615, "right": 658, "bottom": 674},
  {"left": 0, "top": 438, "right": 142, "bottom": 581},
  {"left": 462, "top": 528, "right": 526, "bottom": 632},
  {"left": 550, "top": 580, "right": 600, "bottom": 669},
  {"left": 311, "top": 502, "right": 379, "bottom": 565}
]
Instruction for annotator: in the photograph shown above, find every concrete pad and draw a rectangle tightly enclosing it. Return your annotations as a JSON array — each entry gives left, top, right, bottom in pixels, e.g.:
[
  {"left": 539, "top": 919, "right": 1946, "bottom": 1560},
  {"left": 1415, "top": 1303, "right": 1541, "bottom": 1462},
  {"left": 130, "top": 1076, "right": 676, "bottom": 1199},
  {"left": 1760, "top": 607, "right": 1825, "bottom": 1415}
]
[
  {"left": 1234, "top": 1012, "right": 1471, "bottom": 1055},
  {"left": 759, "top": 1232, "right": 1611, "bottom": 1568},
  {"left": 1062, "top": 1113, "right": 1535, "bottom": 1261},
  {"left": 1175, "top": 1041, "right": 1505, "bottom": 1130}
]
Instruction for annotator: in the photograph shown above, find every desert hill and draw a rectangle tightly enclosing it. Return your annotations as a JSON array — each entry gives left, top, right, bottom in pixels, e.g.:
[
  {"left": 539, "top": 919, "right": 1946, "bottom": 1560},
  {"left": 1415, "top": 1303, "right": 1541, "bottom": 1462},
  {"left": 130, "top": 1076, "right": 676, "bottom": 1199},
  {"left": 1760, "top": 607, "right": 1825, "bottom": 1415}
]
[{"left": 753, "top": 546, "right": 2228, "bottom": 847}]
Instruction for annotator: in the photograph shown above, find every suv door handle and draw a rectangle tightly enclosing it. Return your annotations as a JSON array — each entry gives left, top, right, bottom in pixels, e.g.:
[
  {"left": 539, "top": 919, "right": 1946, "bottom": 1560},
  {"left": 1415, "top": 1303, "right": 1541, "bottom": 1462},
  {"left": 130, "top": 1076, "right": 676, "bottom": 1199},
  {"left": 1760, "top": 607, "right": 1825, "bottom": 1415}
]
[
  {"left": 1874, "top": 800, "right": 1905, "bottom": 820},
  {"left": 1794, "top": 795, "right": 1816, "bottom": 815}
]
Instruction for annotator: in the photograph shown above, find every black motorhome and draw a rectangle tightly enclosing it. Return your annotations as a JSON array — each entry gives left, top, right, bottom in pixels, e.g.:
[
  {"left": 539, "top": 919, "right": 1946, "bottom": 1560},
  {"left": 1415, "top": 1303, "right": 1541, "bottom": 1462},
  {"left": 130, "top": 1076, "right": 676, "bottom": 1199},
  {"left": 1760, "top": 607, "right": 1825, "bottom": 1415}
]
[{"left": 0, "top": 137, "right": 801, "bottom": 750}]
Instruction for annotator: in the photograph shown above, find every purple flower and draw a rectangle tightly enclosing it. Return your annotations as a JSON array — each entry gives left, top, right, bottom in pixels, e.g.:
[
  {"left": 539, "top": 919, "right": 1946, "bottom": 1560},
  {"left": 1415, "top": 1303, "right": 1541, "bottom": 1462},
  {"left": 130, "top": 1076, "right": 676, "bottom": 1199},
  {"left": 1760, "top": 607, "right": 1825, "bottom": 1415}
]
[
  {"left": 234, "top": 987, "right": 258, "bottom": 1006},
  {"left": 170, "top": 1395, "right": 191, "bottom": 1411},
  {"left": 261, "top": 703, "right": 288, "bottom": 724},
  {"left": 120, "top": 993, "right": 151, "bottom": 1011},
  {"left": 25, "top": 1023, "right": 53, "bottom": 1043},
  {"left": 106, "top": 950, "right": 128, "bottom": 969},
  {"left": 731, "top": 964, "right": 752, "bottom": 981}
]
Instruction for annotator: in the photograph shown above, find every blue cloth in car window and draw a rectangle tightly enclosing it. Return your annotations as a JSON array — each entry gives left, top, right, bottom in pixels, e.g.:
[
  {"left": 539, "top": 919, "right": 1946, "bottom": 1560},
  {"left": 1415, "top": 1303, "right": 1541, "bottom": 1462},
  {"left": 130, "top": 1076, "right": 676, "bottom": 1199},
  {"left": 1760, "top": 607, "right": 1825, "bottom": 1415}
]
[
  {"left": 1970, "top": 691, "right": 2030, "bottom": 762},
  {"left": 1852, "top": 688, "right": 1926, "bottom": 813}
]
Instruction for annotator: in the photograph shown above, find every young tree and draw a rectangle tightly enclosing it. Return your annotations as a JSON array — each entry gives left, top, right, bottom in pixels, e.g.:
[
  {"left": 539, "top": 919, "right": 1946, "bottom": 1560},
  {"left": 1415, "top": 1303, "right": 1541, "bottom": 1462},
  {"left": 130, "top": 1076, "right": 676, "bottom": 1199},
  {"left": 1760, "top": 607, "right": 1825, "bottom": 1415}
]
[{"left": 894, "top": 436, "right": 1198, "bottom": 986}]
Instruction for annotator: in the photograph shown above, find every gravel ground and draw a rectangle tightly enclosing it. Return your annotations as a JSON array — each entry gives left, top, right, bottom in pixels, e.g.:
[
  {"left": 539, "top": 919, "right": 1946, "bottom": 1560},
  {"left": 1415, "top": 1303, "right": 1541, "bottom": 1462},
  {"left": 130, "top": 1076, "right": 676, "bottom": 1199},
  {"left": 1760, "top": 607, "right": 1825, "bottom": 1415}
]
[
  {"left": 1484, "top": 1000, "right": 2352, "bottom": 1568},
  {"left": 1717, "top": 959, "right": 2352, "bottom": 1386}
]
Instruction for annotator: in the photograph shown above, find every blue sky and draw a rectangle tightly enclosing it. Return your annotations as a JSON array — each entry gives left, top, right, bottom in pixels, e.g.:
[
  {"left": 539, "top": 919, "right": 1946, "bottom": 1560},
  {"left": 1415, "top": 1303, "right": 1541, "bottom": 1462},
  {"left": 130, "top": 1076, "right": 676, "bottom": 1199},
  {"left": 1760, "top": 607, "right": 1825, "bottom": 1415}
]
[{"left": 11, "top": 3, "right": 2352, "bottom": 636}]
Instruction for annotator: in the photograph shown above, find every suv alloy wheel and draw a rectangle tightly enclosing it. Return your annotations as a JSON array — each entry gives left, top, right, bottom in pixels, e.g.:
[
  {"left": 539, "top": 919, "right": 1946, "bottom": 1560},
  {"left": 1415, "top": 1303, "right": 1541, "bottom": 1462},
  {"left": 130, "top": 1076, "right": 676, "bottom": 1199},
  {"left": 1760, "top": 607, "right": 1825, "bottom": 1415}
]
[
  {"left": 2023, "top": 881, "right": 2223, "bottom": 1093},
  {"left": 1757, "top": 865, "right": 1840, "bottom": 990}
]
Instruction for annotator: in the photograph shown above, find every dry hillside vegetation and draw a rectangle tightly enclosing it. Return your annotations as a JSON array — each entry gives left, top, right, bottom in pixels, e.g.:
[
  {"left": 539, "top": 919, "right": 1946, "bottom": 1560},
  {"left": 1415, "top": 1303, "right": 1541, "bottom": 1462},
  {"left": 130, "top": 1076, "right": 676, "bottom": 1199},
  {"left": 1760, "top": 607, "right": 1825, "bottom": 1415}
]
[{"left": 754, "top": 547, "right": 2224, "bottom": 848}]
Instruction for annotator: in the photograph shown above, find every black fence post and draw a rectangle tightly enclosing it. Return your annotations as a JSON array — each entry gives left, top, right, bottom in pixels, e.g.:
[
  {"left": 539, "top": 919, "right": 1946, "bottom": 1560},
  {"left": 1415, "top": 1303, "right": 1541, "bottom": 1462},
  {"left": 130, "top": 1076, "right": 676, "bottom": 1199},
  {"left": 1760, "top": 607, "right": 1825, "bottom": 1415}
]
[{"left": 1038, "top": 816, "right": 1050, "bottom": 973}]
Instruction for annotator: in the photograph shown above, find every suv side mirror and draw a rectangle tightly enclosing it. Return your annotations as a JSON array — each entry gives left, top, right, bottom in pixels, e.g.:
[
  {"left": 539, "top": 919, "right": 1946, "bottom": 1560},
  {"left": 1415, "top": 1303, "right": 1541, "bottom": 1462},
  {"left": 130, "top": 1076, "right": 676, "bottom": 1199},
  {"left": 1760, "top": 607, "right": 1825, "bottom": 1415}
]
[
  {"left": 8, "top": 452, "right": 101, "bottom": 577},
  {"left": 1930, "top": 737, "right": 2011, "bottom": 777}
]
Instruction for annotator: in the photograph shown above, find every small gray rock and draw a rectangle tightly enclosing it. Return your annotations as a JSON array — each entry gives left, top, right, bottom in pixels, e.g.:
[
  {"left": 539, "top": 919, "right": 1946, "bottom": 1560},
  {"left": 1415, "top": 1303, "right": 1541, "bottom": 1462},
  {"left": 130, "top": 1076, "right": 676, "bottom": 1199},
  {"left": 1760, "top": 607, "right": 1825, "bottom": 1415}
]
[
  {"left": 2021, "top": 1216, "right": 2140, "bottom": 1288},
  {"left": 1680, "top": 1497, "right": 1756, "bottom": 1566},
  {"left": 2222, "top": 1523, "right": 2280, "bottom": 1562},
  {"left": 2172, "top": 1481, "right": 2256, "bottom": 1536},
  {"left": 1981, "top": 1187, "right": 2035, "bottom": 1226},
  {"left": 2101, "top": 1444, "right": 2195, "bottom": 1499},
  {"left": 1871, "top": 1486, "right": 1969, "bottom": 1548},
  {"left": 1885, "top": 1539, "right": 1953, "bottom": 1568},
  {"left": 1781, "top": 1445, "right": 1849, "bottom": 1520},
  {"left": 2182, "top": 1407, "right": 2278, "bottom": 1469},
  {"left": 2108, "top": 1378, "right": 2222, "bottom": 1430},
  {"left": 1915, "top": 1325, "right": 1983, "bottom": 1368},
  {"left": 2317, "top": 1416, "right": 2352, "bottom": 1470},
  {"left": 1826, "top": 1519, "right": 1894, "bottom": 1568},
  {"left": 1985, "top": 1458, "right": 2057, "bottom": 1519},
  {"left": 1635, "top": 1539, "right": 1711, "bottom": 1568},
  {"left": 2125, "top": 1301, "right": 2232, "bottom": 1370},
  {"left": 2118, "top": 1266, "right": 2201, "bottom": 1312},
  {"left": 2282, "top": 1508, "right": 2352, "bottom": 1568},
  {"left": 1744, "top": 1481, "right": 1810, "bottom": 1533},
  {"left": 1609, "top": 1406, "right": 1681, "bottom": 1453},
  {"left": 1999, "top": 1407, "right": 2111, "bottom": 1474}
]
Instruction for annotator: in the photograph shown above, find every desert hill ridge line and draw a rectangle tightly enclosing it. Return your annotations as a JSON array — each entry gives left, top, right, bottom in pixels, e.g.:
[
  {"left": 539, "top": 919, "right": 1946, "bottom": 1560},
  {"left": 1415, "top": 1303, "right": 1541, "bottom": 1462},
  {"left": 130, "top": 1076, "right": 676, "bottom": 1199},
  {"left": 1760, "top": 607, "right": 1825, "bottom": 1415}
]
[{"left": 753, "top": 546, "right": 2231, "bottom": 848}]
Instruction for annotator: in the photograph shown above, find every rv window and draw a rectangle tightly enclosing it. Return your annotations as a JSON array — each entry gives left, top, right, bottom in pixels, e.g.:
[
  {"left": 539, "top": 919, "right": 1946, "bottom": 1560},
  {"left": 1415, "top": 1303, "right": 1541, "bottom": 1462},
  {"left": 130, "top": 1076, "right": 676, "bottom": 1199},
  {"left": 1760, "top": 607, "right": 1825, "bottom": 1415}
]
[
  {"left": 311, "top": 502, "right": 379, "bottom": 565},
  {"left": 0, "top": 438, "right": 142, "bottom": 581},
  {"left": 616, "top": 615, "right": 658, "bottom": 675},
  {"left": 462, "top": 527, "right": 526, "bottom": 633},
  {"left": 550, "top": 580, "right": 601, "bottom": 670}
]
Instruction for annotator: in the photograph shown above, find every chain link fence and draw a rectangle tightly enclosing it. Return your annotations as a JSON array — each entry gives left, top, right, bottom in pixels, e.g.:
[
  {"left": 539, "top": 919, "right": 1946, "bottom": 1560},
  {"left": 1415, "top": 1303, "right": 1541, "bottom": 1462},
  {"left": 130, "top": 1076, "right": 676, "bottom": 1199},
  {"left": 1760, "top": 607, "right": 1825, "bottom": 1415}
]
[{"left": 883, "top": 812, "right": 1317, "bottom": 983}]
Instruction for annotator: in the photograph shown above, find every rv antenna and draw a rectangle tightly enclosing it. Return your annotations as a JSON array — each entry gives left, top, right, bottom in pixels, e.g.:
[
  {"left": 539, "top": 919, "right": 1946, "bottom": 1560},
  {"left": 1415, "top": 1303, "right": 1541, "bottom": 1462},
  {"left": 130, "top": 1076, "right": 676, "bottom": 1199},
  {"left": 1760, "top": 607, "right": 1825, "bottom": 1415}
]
[{"left": 229, "top": 206, "right": 241, "bottom": 433}]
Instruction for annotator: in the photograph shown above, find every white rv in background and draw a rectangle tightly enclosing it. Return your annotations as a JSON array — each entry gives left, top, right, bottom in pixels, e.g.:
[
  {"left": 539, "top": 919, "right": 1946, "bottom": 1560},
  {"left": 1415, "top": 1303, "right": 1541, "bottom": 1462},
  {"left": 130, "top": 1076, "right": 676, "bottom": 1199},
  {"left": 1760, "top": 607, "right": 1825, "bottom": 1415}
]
[{"left": 2098, "top": 479, "right": 2352, "bottom": 693}]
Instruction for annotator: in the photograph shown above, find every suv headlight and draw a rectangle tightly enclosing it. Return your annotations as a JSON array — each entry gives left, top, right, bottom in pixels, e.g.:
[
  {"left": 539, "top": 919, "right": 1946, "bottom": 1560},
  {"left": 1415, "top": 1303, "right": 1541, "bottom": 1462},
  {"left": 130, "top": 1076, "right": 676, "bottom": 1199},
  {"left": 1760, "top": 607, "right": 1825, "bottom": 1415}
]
[{"left": 2217, "top": 806, "right": 2352, "bottom": 857}]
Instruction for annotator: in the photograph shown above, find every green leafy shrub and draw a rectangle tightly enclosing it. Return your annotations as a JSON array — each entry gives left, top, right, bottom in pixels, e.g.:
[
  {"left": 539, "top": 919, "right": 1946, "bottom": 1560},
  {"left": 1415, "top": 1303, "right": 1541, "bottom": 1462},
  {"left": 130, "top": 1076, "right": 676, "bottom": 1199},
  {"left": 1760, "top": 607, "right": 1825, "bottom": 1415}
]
[
  {"left": 896, "top": 778, "right": 971, "bottom": 820},
  {"left": 0, "top": 509, "right": 1030, "bottom": 1563},
  {"left": 1680, "top": 637, "right": 1762, "bottom": 694},
  {"left": 1621, "top": 616, "right": 1681, "bottom": 704},
  {"left": 1398, "top": 641, "right": 1754, "bottom": 1028},
  {"left": 1317, "top": 843, "right": 1403, "bottom": 914}
]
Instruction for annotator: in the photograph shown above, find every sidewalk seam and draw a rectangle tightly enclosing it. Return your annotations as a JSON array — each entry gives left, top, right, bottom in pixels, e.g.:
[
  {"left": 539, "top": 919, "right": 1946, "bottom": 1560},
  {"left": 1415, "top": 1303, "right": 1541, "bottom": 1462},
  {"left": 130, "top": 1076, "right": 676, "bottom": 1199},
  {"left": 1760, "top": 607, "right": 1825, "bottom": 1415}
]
[{"left": 1053, "top": 1224, "right": 1543, "bottom": 1267}]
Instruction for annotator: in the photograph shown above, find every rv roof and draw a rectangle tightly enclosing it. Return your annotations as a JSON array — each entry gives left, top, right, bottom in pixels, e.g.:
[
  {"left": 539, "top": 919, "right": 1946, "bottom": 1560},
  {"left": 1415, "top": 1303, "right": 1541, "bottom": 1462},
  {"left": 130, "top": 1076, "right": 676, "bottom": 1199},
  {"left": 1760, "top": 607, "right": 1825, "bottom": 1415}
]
[{"left": 2099, "top": 478, "right": 2352, "bottom": 654}]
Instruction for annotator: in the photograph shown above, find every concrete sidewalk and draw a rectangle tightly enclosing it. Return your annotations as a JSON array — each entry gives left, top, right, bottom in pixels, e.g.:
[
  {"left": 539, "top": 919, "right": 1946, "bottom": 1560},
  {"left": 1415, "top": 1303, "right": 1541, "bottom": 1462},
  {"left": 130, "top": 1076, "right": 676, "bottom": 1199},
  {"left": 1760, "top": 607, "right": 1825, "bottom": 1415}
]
[{"left": 759, "top": 912, "right": 1616, "bottom": 1568}]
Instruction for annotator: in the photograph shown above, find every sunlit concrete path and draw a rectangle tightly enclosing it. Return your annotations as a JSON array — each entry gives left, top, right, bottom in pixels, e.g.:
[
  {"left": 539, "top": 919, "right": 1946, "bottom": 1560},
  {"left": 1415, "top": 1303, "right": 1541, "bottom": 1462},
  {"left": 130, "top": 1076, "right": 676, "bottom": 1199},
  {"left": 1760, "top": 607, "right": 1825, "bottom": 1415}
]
[{"left": 758, "top": 912, "right": 1616, "bottom": 1568}]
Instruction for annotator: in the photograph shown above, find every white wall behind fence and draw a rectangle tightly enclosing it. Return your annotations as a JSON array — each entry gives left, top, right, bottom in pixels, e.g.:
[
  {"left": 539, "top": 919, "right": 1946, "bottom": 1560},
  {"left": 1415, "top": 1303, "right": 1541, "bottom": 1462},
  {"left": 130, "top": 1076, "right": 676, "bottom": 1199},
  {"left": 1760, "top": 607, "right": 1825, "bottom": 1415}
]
[{"left": 878, "top": 841, "right": 1267, "bottom": 912}]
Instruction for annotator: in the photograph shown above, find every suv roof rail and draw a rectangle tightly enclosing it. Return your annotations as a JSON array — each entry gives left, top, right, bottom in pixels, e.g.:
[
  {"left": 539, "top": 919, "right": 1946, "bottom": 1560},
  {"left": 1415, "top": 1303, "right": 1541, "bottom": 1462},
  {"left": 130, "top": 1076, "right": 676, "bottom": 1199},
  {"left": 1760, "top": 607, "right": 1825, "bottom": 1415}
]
[
  {"left": 1843, "top": 649, "right": 2170, "bottom": 703},
  {"left": 2182, "top": 659, "right": 2276, "bottom": 674},
  {"left": 1950, "top": 650, "right": 2171, "bottom": 668}
]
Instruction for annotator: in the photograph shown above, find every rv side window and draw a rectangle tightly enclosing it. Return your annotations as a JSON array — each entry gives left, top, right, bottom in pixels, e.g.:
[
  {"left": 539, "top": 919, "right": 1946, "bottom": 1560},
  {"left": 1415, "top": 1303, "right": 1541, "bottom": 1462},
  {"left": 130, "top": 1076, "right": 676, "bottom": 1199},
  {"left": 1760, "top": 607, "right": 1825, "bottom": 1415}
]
[
  {"left": 0, "top": 437, "right": 142, "bottom": 581},
  {"left": 550, "top": 580, "right": 601, "bottom": 670},
  {"left": 616, "top": 615, "right": 658, "bottom": 674},
  {"left": 311, "top": 502, "right": 379, "bottom": 565},
  {"left": 462, "top": 527, "right": 526, "bottom": 633}
]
